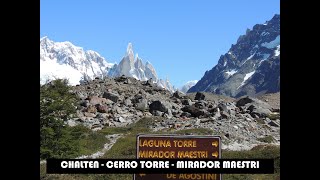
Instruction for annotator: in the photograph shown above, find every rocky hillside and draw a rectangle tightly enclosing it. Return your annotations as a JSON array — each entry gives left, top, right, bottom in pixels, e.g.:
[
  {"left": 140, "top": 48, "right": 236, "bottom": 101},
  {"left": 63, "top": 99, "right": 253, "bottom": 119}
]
[
  {"left": 67, "top": 76, "right": 280, "bottom": 150},
  {"left": 188, "top": 14, "right": 280, "bottom": 97}
]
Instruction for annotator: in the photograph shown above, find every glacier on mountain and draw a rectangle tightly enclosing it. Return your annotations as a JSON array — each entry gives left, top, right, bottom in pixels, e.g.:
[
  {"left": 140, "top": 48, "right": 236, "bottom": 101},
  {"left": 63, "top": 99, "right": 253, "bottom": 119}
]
[
  {"left": 180, "top": 80, "right": 198, "bottom": 93},
  {"left": 40, "top": 37, "right": 114, "bottom": 85}
]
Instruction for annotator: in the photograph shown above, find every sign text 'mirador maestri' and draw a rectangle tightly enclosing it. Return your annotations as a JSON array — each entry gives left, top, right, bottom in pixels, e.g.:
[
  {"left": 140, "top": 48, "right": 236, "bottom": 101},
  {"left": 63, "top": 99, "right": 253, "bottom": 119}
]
[{"left": 135, "top": 134, "right": 221, "bottom": 180}]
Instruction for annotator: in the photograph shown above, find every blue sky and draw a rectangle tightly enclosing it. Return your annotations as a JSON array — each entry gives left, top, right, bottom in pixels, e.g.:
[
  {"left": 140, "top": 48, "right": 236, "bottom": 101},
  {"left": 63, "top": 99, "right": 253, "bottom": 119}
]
[{"left": 40, "top": 0, "right": 279, "bottom": 88}]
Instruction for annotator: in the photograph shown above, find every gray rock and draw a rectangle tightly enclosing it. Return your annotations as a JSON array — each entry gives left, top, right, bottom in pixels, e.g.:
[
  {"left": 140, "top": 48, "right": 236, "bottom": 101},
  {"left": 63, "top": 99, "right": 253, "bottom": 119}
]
[
  {"left": 268, "top": 121, "right": 280, "bottom": 127},
  {"left": 181, "top": 99, "right": 192, "bottom": 106},
  {"left": 135, "top": 99, "right": 148, "bottom": 111},
  {"left": 132, "top": 94, "right": 143, "bottom": 104},
  {"left": 200, "top": 118, "right": 214, "bottom": 123},
  {"left": 181, "top": 105, "right": 205, "bottom": 117},
  {"left": 195, "top": 92, "right": 205, "bottom": 100},
  {"left": 95, "top": 104, "right": 108, "bottom": 113},
  {"left": 172, "top": 91, "right": 184, "bottom": 99},
  {"left": 124, "top": 99, "right": 132, "bottom": 106},
  {"left": 195, "top": 118, "right": 201, "bottom": 126},
  {"left": 153, "top": 110, "right": 163, "bottom": 116},
  {"left": 221, "top": 111, "right": 230, "bottom": 119},
  {"left": 218, "top": 103, "right": 228, "bottom": 112},
  {"left": 236, "top": 96, "right": 254, "bottom": 107},
  {"left": 80, "top": 100, "right": 90, "bottom": 107},
  {"left": 96, "top": 113, "right": 109, "bottom": 119},
  {"left": 166, "top": 109, "right": 173, "bottom": 118},
  {"left": 149, "top": 100, "right": 171, "bottom": 113},
  {"left": 118, "top": 116, "right": 126, "bottom": 123},
  {"left": 103, "top": 92, "right": 120, "bottom": 102},
  {"left": 88, "top": 96, "right": 108, "bottom": 105},
  {"left": 124, "top": 78, "right": 131, "bottom": 84},
  {"left": 84, "top": 112, "right": 96, "bottom": 117},
  {"left": 237, "top": 96, "right": 271, "bottom": 109},
  {"left": 195, "top": 101, "right": 207, "bottom": 109},
  {"left": 250, "top": 106, "right": 272, "bottom": 118},
  {"left": 181, "top": 112, "right": 191, "bottom": 118},
  {"left": 84, "top": 105, "right": 97, "bottom": 113}
]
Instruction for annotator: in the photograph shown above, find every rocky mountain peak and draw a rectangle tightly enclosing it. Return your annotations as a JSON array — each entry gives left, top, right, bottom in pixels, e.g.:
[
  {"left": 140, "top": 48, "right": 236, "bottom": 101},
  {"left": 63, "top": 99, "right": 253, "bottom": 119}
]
[
  {"left": 126, "top": 42, "right": 134, "bottom": 63},
  {"left": 188, "top": 14, "right": 280, "bottom": 97}
]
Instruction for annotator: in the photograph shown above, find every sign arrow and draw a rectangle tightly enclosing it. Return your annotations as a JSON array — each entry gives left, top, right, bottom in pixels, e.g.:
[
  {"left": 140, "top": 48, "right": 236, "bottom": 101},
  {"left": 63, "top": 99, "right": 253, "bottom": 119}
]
[
  {"left": 212, "top": 151, "right": 219, "bottom": 158},
  {"left": 212, "top": 141, "right": 219, "bottom": 147}
]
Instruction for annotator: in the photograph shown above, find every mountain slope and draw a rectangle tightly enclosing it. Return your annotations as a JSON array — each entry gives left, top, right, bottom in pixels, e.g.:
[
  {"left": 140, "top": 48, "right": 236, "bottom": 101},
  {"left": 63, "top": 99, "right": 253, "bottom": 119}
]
[
  {"left": 188, "top": 14, "right": 280, "bottom": 97},
  {"left": 40, "top": 37, "right": 114, "bottom": 85}
]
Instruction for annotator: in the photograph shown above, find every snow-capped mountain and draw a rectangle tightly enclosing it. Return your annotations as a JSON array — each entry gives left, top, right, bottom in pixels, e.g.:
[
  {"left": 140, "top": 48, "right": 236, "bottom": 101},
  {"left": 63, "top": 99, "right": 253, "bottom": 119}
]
[
  {"left": 40, "top": 37, "right": 114, "bottom": 85},
  {"left": 40, "top": 38, "right": 175, "bottom": 92},
  {"left": 180, "top": 80, "right": 198, "bottom": 93},
  {"left": 188, "top": 14, "right": 280, "bottom": 97},
  {"left": 108, "top": 43, "right": 175, "bottom": 92}
]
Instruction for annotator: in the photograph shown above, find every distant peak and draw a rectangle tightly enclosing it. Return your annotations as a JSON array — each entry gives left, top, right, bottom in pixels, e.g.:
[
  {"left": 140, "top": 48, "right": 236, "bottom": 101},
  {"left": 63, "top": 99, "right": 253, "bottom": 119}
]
[
  {"left": 269, "top": 14, "right": 280, "bottom": 22},
  {"left": 40, "top": 36, "right": 51, "bottom": 43},
  {"left": 273, "top": 14, "right": 280, "bottom": 18},
  {"left": 126, "top": 43, "right": 134, "bottom": 55},
  {"left": 40, "top": 36, "right": 48, "bottom": 41}
]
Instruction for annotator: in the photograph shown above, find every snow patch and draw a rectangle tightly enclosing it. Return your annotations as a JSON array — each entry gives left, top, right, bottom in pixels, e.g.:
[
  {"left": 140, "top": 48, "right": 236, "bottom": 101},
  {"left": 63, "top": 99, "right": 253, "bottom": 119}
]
[
  {"left": 40, "top": 58, "right": 83, "bottom": 85},
  {"left": 275, "top": 45, "right": 280, "bottom": 56},
  {"left": 225, "top": 69, "right": 237, "bottom": 76},
  {"left": 241, "top": 53, "right": 255, "bottom": 66},
  {"left": 204, "top": 82, "right": 214, "bottom": 91},
  {"left": 237, "top": 71, "right": 256, "bottom": 89},
  {"left": 223, "top": 61, "right": 227, "bottom": 66},
  {"left": 260, "top": 53, "right": 270, "bottom": 61},
  {"left": 261, "top": 35, "right": 280, "bottom": 49}
]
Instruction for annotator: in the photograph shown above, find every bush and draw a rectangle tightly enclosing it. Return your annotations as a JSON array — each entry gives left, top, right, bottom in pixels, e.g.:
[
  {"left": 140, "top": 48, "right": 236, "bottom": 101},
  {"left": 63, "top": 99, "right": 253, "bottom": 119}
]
[
  {"left": 40, "top": 79, "right": 108, "bottom": 159},
  {"left": 267, "top": 113, "right": 280, "bottom": 120}
]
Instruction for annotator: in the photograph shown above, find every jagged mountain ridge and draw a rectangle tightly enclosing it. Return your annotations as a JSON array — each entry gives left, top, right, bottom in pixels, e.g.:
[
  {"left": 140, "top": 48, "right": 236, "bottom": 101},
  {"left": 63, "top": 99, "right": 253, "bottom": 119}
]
[
  {"left": 188, "top": 14, "right": 280, "bottom": 97},
  {"left": 107, "top": 43, "right": 175, "bottom": 92},
  {"left": 40, "top": 38, "right": 175, "bottom": 92},
  {"left": 40, "top": 37, "right": 114, "bottom": 85}
]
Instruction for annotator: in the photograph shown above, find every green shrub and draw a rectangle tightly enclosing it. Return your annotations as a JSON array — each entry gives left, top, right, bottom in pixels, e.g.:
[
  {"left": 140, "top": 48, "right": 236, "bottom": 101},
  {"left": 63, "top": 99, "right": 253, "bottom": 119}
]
[
  {"left": 40, "top": 79, "right": 108, "bottom": 159},
  {"left": 257, "top": 135, "right": 275, "bottom": 143},
  {"left": 267, "top": 113, "right": 280, "bottom": 120}
]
